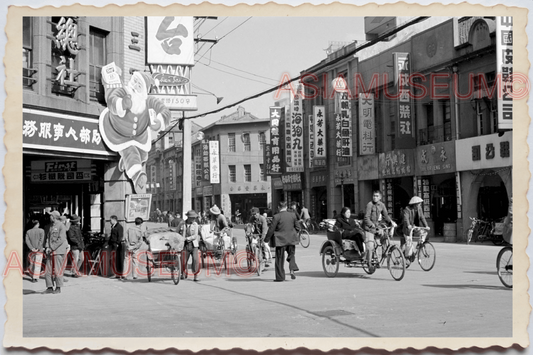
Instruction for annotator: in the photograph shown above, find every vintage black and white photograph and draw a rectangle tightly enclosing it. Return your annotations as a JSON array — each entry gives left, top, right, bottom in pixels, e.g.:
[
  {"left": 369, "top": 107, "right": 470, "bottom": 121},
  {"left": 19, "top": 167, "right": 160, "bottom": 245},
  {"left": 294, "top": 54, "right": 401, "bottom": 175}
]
[{"left": 2, "top": 1, "right": 529, "bottom": 352}]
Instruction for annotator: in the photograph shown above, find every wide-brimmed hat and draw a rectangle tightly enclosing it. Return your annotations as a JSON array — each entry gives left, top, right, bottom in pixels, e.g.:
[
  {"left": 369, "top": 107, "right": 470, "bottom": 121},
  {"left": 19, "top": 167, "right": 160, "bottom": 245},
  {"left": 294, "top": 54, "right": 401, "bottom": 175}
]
[
  {"left": 209, "top": 205, "right": 221, "bottom": 215},
  {"left": 409, "top": 196, "right": 423, "bottom": 205},
  {"left": 186, "top": 210, "right": 198, "bottom": 218},
  {"left": 70, "top": 214, "right": 80, "bottom": 223},
  {"left": 50, "top": 211, "right": 61, "bottom": 219}
]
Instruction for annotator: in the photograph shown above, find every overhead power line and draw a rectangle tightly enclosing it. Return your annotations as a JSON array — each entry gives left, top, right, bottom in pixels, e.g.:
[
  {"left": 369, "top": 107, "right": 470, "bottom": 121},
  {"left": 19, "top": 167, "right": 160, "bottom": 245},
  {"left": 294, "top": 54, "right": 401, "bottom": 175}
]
[
  {"left": 201, "top": 57, "right": 279, "bottom": 83},
  {"left": 153, "top": 16, "right": 431, "bottom": 145},
  {"left": 197, "top": 60, "right": 277, "bottom": 86}
]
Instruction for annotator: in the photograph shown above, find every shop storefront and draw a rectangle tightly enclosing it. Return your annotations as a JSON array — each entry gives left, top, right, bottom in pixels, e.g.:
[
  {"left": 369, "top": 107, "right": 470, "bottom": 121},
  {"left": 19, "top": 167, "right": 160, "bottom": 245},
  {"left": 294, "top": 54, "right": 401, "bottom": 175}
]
[
  {"left": 334, "top": 167, "right": 356, "bottom": 214},
  {"left": 378, "top": 149, "right": 415, "bottom": 220},
  {"left": 357, "top": 155, "right": 379, "bottom": 218},
  {"left": 456, "top": 132, "right": 512, "bottom": 235},
  {"left": 309, "top": 171, "right": 328, "bottom": 221},
  {"left": 281, "top": 173, "right": 303, "bottom": 208},
  {"left": 415, "top": 141, "right": 458, "bottom": 239}
]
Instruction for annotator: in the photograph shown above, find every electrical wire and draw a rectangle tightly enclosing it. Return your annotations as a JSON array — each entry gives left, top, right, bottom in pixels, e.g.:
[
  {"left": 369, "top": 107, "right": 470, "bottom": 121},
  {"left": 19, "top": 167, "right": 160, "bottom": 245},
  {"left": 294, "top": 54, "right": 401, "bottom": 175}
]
[
  {"left": 200, "top": 57, "right": 279, "bottom": 84},
  {"left": 198, "top": 17, "right": 228, "bottom": 39},
  {"left": 218, "top": 17, "right": 252, "bottom": 41},
  {"left": 152, "top": 16, "right": 431, "bottom": 145},
  {"left": 196, "top": 60, "right": 278, "bottom": 86}
]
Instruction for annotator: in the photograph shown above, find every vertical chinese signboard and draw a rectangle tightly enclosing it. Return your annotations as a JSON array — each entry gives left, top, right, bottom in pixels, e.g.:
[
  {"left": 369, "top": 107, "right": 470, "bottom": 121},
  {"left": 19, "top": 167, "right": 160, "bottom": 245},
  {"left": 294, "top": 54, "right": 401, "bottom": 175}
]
[
  {"left": 284, "top": 104, "right": 292, "bottom": 170},
  {"left": 309, "top": 114, "right": 315, "bottom": 168},
  {"left": 202, "top": 140, "right": 210, "bottom": 181},
  {"left": 209, "top": 141, "right": 220, "bottom": 184},
  {"left": 263, "top": 143, "right": 272, "bottom": 176},
  {"left": 51, "top": 17, "right": 81, "bottom": 96},
  {"left": 336, "top": 92, "right": 352, "bottom": 157},
  {"left": 394, "top": 52, "right": 414, "bottom": 148},
  {"left": 359, "top": 93, "right": 375, "bottom": 155},
  {"left": 313, "top": 106, "right": 327, "bottom": 167},
  {"left": 496, "top": 16, "right": 513, "bottom": 130},
  {"left": 286, "top": 86, "right": 304, "bottom": 172},
  {"left": 416, "top": 177, "right": 431, "bottom": 219},
  {"left": 269, "top": 107, "right": 283, "bottom": 175}
]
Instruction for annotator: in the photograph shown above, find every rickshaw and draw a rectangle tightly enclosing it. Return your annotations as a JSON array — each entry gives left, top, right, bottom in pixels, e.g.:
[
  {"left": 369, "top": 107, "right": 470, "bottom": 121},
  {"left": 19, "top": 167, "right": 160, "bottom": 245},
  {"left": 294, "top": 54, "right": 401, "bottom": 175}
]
[
  {"left": 198, "top": 224, "right": 238, "bottom": 270},
  {"left": 145, "top": 227, "right": 184, "bottom": 285},
  {"left": 319, "top": 219, "right": 406, "bottom": 281}
]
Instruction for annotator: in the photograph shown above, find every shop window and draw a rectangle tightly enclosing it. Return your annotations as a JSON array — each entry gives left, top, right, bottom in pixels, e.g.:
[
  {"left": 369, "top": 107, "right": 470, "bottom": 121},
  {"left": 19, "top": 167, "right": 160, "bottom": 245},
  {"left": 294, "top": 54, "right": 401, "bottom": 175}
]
[
  {"left": 23, "top": 17, "right": 37, "bottom": 88},
  {"left": 89, "top": 27, "right": 108, "bottom": 104},
  {"left": 229, "top": 165, "right": 236, "bottom": 182},
  {"left": 228, "top": 133, "right": 236, "bottom": 152},
  {"left": 244, "top": 165, "right": 251, "bottom": 182}
]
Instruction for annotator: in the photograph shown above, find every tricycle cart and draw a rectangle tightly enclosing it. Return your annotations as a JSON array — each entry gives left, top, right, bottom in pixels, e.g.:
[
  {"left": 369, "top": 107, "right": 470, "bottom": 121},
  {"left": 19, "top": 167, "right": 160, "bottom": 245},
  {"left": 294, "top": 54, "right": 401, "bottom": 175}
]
[
  {"left": 198, "top": 224, "right": 238, "bottom": 270},
  {"left": 145, "top": 227, "right": 185, "bottom": 284}
]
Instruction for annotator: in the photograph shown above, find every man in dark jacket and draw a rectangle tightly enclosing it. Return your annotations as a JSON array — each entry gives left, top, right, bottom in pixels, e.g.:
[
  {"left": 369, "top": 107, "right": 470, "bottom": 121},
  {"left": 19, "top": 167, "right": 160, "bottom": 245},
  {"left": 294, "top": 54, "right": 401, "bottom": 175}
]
[
  {"left": 106, "top": 215, "right": 125, "bottom": 278},
  {"left": 265, "top": 201, "right": 300, "bottom": 282},
  {"left": 66, "top": 214, "right": 84, "bottom": 277}
]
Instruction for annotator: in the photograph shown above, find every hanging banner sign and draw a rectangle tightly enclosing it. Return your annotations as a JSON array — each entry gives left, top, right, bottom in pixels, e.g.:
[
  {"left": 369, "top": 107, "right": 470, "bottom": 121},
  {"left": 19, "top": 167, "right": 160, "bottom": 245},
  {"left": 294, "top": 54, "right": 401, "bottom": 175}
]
[
  {"left": 287, "top": 86, "right": 304, "bottom": 172},
  {"left": 496, "top": 16, "right": 513, "bottom": 130},
  {"left": 309, "top": 114, "right": 315, "bottom": 168},
  {"left": 359, "top": 93, "right": 375, "bottom": 155},
  {"left": 336, "top": 92, "right": 352, "bottom": 157},
  {"left": 394, "top": 52, "right": 415, "bottom": 148},
  {"left": 194, "top": 154, "right": 202, "bottom": 187},
  {"left": 284, "top": 104, "right": 292, "bottom": 170},
  {"left": 209, "top": 140, "right": 220, "bottom": 184},
  {"left": 146, "top": 17, "right": 195, "bottom": 66},
  {"left": 202, "top": 140, "right": 210, "bottom": 181},
  {"left": 269, "top": 107, "right": 283, "bottom": 175},
  {"left": 263, "top": 143, "right": 272, "bottom": 176},
  {"left": 313, "top": 106, "right": 327, "bottom": 167}
]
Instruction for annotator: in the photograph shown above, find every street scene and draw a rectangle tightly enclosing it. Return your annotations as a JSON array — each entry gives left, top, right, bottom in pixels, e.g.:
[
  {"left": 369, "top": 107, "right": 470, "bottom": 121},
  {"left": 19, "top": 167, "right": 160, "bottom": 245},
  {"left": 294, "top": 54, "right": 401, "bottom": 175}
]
[
  {"left": 23, "top": 223, "right": 512, "bottom": 338},
  {"left": 16, "top": 12, "right": 521, "bottom": 348}
]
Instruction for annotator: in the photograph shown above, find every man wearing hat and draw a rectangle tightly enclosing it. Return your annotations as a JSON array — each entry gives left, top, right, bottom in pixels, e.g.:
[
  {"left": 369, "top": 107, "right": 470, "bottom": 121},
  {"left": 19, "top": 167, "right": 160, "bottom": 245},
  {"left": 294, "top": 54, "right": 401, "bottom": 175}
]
[
  {"left": 179, "top": 210, "right": 200, "bottom": 281},
  {"left": 265, "top": 201, "right": 300, "bottom": 282},
  {"left": 66, "top": 214, "right": 84, "bottom": 277},
  {"left": 43, "top": 211, "right": 68, "bottom": 294},
  {"left": 209, "top": 205, "right": 230, "bottom": 236},
  {"left": 401, "top": 196, "right": 430, "bottom": 259},
  {"left": 99, "top": 64, "right": 171, "bottom": 193}
]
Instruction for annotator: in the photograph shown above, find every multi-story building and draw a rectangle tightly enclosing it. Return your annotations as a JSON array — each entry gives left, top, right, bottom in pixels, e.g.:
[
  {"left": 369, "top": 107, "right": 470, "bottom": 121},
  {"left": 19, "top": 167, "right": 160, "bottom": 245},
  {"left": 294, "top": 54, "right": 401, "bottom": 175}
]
[
  {"left": 190, "top": 106, "right": 271, "bottom": 223},
  {"left": 275, "top": 16, "right": 512, "bottom": 241}
]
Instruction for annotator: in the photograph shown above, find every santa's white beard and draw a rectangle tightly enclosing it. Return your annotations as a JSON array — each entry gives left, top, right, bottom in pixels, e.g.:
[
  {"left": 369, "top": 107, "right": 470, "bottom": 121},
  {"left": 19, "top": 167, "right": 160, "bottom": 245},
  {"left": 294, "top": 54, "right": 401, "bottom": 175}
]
[{"left": 125, "top": 87, "right": 147, "bottom": 115}]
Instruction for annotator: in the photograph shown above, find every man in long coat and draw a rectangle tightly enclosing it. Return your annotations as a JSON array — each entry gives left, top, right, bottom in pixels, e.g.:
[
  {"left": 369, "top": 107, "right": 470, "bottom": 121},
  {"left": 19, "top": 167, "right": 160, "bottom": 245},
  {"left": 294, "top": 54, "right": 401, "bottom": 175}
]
[
  {"left": 265, "top": 201, "right": 300, "bottom": 282},
  {"left": 43, "top": 211, "right": 68, "bottom": 294}
]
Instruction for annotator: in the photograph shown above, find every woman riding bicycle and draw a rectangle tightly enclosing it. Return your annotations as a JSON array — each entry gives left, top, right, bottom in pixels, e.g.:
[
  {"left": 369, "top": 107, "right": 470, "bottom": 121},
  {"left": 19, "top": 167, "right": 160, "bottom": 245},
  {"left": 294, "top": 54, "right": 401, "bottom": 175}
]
[
  {"left": 401, "top": 196, "right": 430, "bottom": 258},
  {"left": 335, "top": 207, "right": 364, "bottom": 257}
]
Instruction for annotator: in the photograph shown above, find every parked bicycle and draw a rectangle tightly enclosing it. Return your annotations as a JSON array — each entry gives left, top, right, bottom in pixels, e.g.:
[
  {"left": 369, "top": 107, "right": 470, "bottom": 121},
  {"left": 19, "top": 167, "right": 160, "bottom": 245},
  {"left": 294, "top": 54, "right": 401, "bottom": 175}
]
[
  {"left": 402, "top": 226, "right": 436, "bottom": 271},
  {"left": 496, "top": 245, "right": 512, "bottom": 288},
  {"left": 465, "top": 217, "right": 506, "bottom": 245}
]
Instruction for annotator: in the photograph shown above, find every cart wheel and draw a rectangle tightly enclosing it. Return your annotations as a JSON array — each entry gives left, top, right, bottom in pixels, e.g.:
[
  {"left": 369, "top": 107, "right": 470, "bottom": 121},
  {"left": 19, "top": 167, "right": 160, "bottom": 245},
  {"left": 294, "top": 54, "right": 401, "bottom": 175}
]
[
  {"left": 147, "top": 261, "right": 152, "bottom": 282},
  {"left": 322, "top": 246, "right": 339, "bottom": 277}
]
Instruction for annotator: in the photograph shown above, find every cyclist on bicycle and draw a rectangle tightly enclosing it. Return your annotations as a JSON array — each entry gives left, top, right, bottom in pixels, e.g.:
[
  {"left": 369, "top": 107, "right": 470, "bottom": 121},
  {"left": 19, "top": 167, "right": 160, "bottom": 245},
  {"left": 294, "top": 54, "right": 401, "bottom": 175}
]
[
  {"left": 300, "top": 205, "right": 311, "bottom": 227},
  {"left": 363, "top": 190, "right": 397, "bottom": 260},
  {"left": 401, "top": 196, "right": 429, "bottom": 259},
  {"left": 250, "top": 207, "right": 271, "bottom": 267}
]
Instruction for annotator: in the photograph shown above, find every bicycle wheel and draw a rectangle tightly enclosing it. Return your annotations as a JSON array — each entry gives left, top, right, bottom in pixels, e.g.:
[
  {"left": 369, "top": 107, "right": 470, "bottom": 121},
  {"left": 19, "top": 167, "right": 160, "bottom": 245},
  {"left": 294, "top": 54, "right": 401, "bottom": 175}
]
[
  {"left": 322, "top": 246, "right": 339, "bottom": 277},
  {"left": 418, "top": 242, "right": 436, "bottom": 271},
  {"left": 496, "top": 246, "right": 513, "bottom": 288},
  {"left": 299, "top": 230, "right": 310, "bottom": 248},
  {"left": 387, "top": 246, "right": 406, "bottom": 281},
  {"left": 465, "top": 228, "right": 473, "bottom": 244}
]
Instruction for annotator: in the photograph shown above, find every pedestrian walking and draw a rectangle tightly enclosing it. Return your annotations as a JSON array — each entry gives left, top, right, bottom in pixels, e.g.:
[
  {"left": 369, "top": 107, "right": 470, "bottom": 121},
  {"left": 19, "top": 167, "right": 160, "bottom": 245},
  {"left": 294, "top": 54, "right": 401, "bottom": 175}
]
[
  {"left": 179, "top": 210, "right": 200, "bottom": 281},
  {"left": 124, "top": 217, "right": 146, "bottom": 280},
  {"left": 66, "top": 214, "right": 84, "bottom": 277},
  {"left": 43, "top": 211, "right": 68, "bottom": 294},
  {"left": 25, "top": 219, "right": 45, "bottom": 283},
  {"left": 105, "top": 215, "right": 125, "bottom": 279},
  {"left": 265, "top": 201, "right": 300, "bottom": 282},
  {"left": 167, "top": 212, "right": 174, "bottom": 227}
]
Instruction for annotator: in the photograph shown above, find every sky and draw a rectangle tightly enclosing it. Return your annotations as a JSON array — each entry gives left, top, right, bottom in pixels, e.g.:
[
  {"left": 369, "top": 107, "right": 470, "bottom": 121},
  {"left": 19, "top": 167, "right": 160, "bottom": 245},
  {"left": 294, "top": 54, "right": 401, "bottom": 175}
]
[{"left": 189, "top": 16, "right": 365, "bottom": 127}]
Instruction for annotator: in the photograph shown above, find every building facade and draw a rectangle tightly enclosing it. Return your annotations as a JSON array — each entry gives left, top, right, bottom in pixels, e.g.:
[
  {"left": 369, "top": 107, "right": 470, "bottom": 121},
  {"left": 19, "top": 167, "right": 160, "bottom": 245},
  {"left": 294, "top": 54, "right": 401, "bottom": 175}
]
[{"left": 284, "top": 16, "right": 512, "bottom": 241}]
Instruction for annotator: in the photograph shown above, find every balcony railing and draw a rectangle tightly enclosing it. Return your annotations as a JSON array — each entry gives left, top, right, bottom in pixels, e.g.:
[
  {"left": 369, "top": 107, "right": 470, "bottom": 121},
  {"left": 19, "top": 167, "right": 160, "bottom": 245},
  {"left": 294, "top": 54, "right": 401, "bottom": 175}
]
[{"left": 418, "top": 123, "right": 452, "bottom": 145}]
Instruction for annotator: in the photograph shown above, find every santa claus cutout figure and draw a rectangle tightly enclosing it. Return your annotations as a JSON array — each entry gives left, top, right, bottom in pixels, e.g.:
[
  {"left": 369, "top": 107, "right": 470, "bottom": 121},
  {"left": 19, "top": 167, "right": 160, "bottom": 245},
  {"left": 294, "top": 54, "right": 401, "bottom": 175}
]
[{"left": 99, "top": 63, "right": 171, "bottom": 193}]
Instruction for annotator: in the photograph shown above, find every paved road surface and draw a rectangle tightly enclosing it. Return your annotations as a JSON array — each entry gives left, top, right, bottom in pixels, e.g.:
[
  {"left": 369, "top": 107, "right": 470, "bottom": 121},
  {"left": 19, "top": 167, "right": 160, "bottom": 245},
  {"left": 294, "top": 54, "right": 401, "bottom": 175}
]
[{"left": 23, "top": 224, "right": 512, "bottom": 337}]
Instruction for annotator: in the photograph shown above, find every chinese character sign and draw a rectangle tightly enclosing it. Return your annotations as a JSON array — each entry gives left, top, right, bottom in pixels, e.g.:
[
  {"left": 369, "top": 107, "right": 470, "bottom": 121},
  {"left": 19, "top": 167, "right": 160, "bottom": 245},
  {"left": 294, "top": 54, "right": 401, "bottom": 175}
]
[
  {"left": 309, "top": 114, "right": 315, "bottom": 168},
  {"left": 287, "top": 86, "right": 304, "bottom": 172},
  {"left": 202, "top": 140, "right": 210, "bottom": 181},
  {"left": 269, "top": 107, "right": 283, "bottom": 175},
  {"left": 359, "top": 93, "right": 375, "bottom": 155},
  {"left": 284, "top": 104, "right": 292, "bottom": 169},
  {"left": 209, "top": 141, "right": 220, "bottom": 184},
  {"left": 336, "top": 92, "right": 352, "bottom": 157},
  {"left": 146, "top": 17, "right": 195, "bottom": 66},
  {"left": 51, "top": 17, "right": 81, "bottom": 94},
  {"left": 497, "top": 16, "right": 513, "bottom": 130},
  {"left": 263, "top": 143, "right": 272, "bottom": 175},
  {"left": 99, "top": 62, "right": 171, "bottom": 194},
  {"left": 394, "top": 53, "right": 414, "bottom": 147},
  {"left": 313, "top": 106, "right": 327, "bottom": 167}
]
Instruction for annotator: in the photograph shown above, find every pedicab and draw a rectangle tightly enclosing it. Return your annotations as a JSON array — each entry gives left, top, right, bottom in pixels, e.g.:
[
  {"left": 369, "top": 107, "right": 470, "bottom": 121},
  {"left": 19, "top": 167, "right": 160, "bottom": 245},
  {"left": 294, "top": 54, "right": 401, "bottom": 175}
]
[
  {"left": 144, "top": 227, "right": 185, "bottom": 284},
  {"left": 319, "top": 219, "right": 406, "bottom": 281},
  {"left": 198, "top": 224, "right": 238, "bottom": 270}
]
